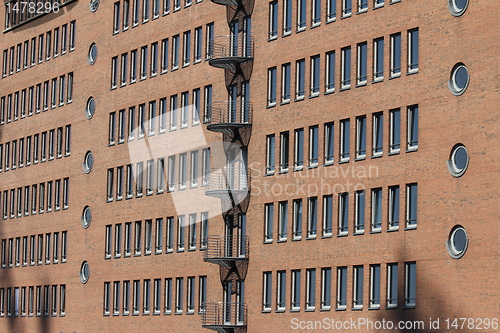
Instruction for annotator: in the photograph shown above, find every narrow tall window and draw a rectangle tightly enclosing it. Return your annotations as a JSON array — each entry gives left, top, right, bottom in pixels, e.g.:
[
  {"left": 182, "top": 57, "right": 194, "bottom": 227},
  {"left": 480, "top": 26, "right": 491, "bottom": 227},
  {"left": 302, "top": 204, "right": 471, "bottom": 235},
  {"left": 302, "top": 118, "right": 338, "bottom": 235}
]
[
  {"left": 312, "top": 0, "right": 321, "bottom": 26},
  {"left": 341, "top": 47, "right": 351, "bottom": 89},
  {"left": 323, "top": 195, "right": 333, "bottom": 236},
  {"left": 373, "top": 38, "right": 384, "bottom": 81},
  {"left": 307, "top": 197, "right": 317, "bottom": 238},
  {"left": 338, "top": 192, "right": 348, "bottom": 235},
  {"left": 200, "top": 212, "right": 209, "bottom": 249},
  {"left": 155, "top": 218, "right": 163, "bottom": 252},
  {"left": 388, "top": 186, "right": 400, "bottom": 230},
  {"left": 371, "top": 188, "right": 382, "bottom": 231},
  {"left": 140, "top": 46, "right": 148, "bottom": 79},
  {"left": 134, "top": 221, "right": 142, "bottom": 254},
  {"left": 177, "top": 215, "right": 185, "bottom": 250},
  {"left": 342, "top": 0, "right": 352, "bottom": 17},
  {"left": 406, "top": 183, "right": 418, "bottom": 228},
  {"left": 191, "top": 151, "right": 199, "bottom": 187},
  {"left": 264, "top": 203, "right": 274, "bottom": 242},
  {"left": 297, "top": 0, "right": 306, "bottom": 30},
  {"left": 187, "top": 277, "right": 195, "bottom": 313},
  {"left": 389, "top": 109, "right": 401, "bottom": 153},
  {"left": 133, "top": 280, "right": 140, "bottom": 314},
  {"left": 405, "top": 262, "right": 416, "bottom": 307},
  {"left": 103, "top": 283, "right": 111, "bottom": 315},
  {"left": 387, "top": 263, "right": 398, "bottom": 307},
  {"left": 291, "top": 270, "right": 301, "bottom": 310},
  {"left": 188, "top": 214, "right": 197, "bottom": 249},
  {"left": 111, "top": 57, "right": 118, "bottom": 88},
  {"left": 354, "top": 190, "right": 365, "bottom": 233},
  {"left": 105, "top": 225, "right": 112, "bottom": 257},
  {"left": 408, "top": 29, "right": 419, "bottom": 73},
  {"left": 123, "top": 0, "right": 130, "bottom": 29},
  {"left": 183, "top": 31, "right": 191, "bottom": 66},
  {"left": 372, "top": 112, "right": 383, "bottom": 156},
  {"left": 124, "top": 223, "right": 132, "bottom": 256},
  {"left": 269, "top": 1, "right": 278, "bottom": 39},
  {"left": 353, "top": 265, "right": 364, "bottom": 308},
  {"left": 143, "top": 0, "right": 150, "bottom": 22},
  {"left": 390, "top": 33, "right": 401, "bottom": 77},
  {"left": 263, "top": 272, "right": 272, "bottom": 310},
  {"left": 179, "top": 153, "right": 187, "bottom": 189},
  {"left": 294, "top": 128, "right": 304, "bottom": 169},
  {"left": 175, "top": 278, "right": 183, "bottom": 313},
  {"left": 326, "top": 51, "right": 335, "bottom": 92},
  {"left": 282, "top": 63, "right": 291, "bottom": 103},
  {"left": 172, "top": 35, "right": 179, "bottom": 69},
  {"left": 370, "top": 264, "right": 381, "bottom": 309},
  {"left": 340, "top": 119, "right": 350, "bottom": 161},
  {"left": 267, "top": 67, "right": 277, "bottom": 106},
  {"left": 202, "top": 148, "right": 210, "bottom": 186},
  {"left": 296, "top": 59, "right": 305, "bottom": 99},
  {"left": 276, "top": 270, "right": 286, "bottom": 310},
  {"left": 145, "top": 220, "right": 153, "bottom": 253},
  {"left": 306, "top": 269, "right": 316, "bottom": 309},
  {"left": 310, "top": 55, "right": 320, "bottom": 96},
  {"left": 143, "top": 280, "right": 151, "bottom": 313},
  {"left": 357, "top": 42, "right": 367, "bottom": 85},
  {"left": 321, "top": 267, "right": 332, "bottom": 309},
  {"left": 113, "top": 2, "right": 121, "bottom": 33},
  {"left": 278, "top": 201, "right": 288, "bottom": 241},
  {"left": 113, "top": 282, "right": 120, "bottom": 314},
  {"left": 266, "top": 135, "right": 275, "bottom": 174},
  {"left": 109, "top": 112, "right": 116, "bottom": 145},
  {"left": 166, "top": 217, "right": 174, "bottom": 252},
  {"left": 194, "top": 27, "right": 202, "bottom": 62},
  {"left": 407, "top": 105, "right": 418, "bottom": 150},
  {"left": 292, "top": 199, "right": 303, "bottom": 239},
  {"left": 164, "top": 278, "right": 172, "bottom": 313},
  {"left": 115, "top": 224, "right": 122, "bottom": 256},
  {"left": 206, "top": 23, "right": 214, "bottom": 59},
  {"left": 130, "top": 50, "right": 137, "bottom": 83},
  {"left": 356, "top": 116, "right": 366, "bottom": 159},
  {"left": 283, "top": 0, "right": 292, "bottom": 35}
]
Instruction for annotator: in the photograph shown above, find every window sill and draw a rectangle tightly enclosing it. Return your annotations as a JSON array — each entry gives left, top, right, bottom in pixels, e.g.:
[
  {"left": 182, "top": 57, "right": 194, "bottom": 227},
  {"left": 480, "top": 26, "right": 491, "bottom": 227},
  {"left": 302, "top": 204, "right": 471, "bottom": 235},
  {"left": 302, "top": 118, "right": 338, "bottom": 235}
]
[
  {"left": 371, "top": 154, "right": 383, "bottom": 159},
  {"left": 357, "top": 8, "right": 368, "bottom": 14},
  {"left": 385, "top": 305, "right": 398, "bottom": 310},
  {"left": 292, "top": 237, "right": 302, "bottom": 241},
  {"left": 354, "top": 156, "right": 366, "bottom": 161},
  {"left": 296, "top": 27, "right": 306, "bottom": 33},
  {"left": 275, "top": 309, "right": 285, "bottom": 313},
  {"left": 268, "top": 36, "right": 278, "bottom": 42},
  {"left": 263, "top": 240, "right": 273, "bottom": 244},
  {"left": 290, "top": 308, "right": 300, "bottom": 313},
  {"left": 266, "top": 104, "right": 276, "bottom": 109},
  {"left": 324, "top": 89, "right": 335, "bottom": 95},
  {"left": 323, "top": 161, "right": 334, "bottom": 167},
  {"left": 406, "top": 147, "right": 418, "bottom": 153},
  {"left": 370, "top": 229, "right": 381, "bottom": 234},
  {"left": 277, "top": 239, "right": 287, "bottom": 243},
  {"left": 338, "top": 159, "right": 349, "bottom": 164},
  {"left": 282, "top": 32, "right": 291, "bottom": 38},
  {"left": 293, "top": 166, "right": 304, "bottom": 172},
  {"left": 341, "top": 13, "right": 352, "bottom": 19},
  {"left": 405, "top": 226, "right": 417, "bottom": 231},
  {"left": 353, "top": 231, "right": 364, "bottom": 236},
  {"left": 351, "top": 307, "right": 363, "bottom": 311},
  {"left": 337, "top": 233, "right": 348, "bottom": 237},
  {"left": 320, "top": 307, "right": 331, "bottom": 311},
  {"left": 389, "top": 73, "right": 401, "bottom": 80},
  {"left": 321, "top": 234, "right": 332, "bottom": 239},
  {"left": 368, "top": 306, "right": 380, "bottom": 310},
  {"left": 387, "top": 227, "right": 399, "bottom": 232},
  {"left": 261, "top": 309, "right": 272, "bottom": 313},
  {"left": 309, "top": 93, "right": 319, "bottom": 99},
  {"left": 280, "top": 100, "right": 290, "bottom": 105},
  {"left": 278, "top": 169, "right": 289, "bottom": 174},
  {"left": 308, "top": 164, "right": 318, "bottom": 169},
  {"left": 355, "top": 82, "right": 367, "bottom": 88},
  {"left": 306, "top": 236, "right": 317, "bottom": 240},
  {"left": 339, "top": 86, "right": 350, "bottom": 92},
  {"left": 388, "top": 150, "right": 400, "bottom": 156},
  {"left": 406, "top": 70, "right": 418, "bottom": 76},
  {"left": 304, "top": 308, "right": 315, "bottom": 312},
  {"left": 335, "top": 307, "right": 346, "bottom": 311},
  {"left": 373, "top": 4, "right": 384, "bottom": 9}
]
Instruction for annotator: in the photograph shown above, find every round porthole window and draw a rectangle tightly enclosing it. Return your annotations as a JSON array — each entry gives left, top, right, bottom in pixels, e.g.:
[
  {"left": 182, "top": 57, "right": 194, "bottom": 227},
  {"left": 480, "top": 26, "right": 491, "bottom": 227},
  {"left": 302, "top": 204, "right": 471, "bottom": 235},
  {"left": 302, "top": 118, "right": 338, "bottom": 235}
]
[
  {"left": 448, "top": 63, "right": 470, "bottom": 96},
  {"left": 448, "top": 0, "right": 468, "bottom": 16},
  {"left": 446, "top": 225, "right": 468, "bottom": 259},
  {"left": 89, "top": 0, "right": 100, "bottom": 11},
  {"left": 87, "top": 43, "right": 98, "bottom": 65},
  {"left": 85, "top": 97, "right": 95, "bottom": 119},
  {"left": 83, "top": 151, "right": 94, "bottom": 174},
  {"left": 81, "top": 206, "right": 92, "bottom": 228},
  {"left": 80, "top": 261, "right": 90, "bottom": 283},
  {"left": 447, "top": 144, "right": 469, "bottom": 177}
]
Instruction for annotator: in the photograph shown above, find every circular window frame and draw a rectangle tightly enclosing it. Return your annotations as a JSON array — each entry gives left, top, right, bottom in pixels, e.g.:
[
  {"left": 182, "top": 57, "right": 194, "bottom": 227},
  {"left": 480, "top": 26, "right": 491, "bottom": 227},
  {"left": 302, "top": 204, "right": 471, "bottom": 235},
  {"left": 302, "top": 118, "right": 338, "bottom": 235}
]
[
  {"left": 81, "top": 206, "right": 92, "bottom": 229},
  {"left": 85, "top": 97, "right": 95, "bottom": 119},
  {"left": 80, "top": 261, "right": 90, "bottom": 283},
  {"left": 448, "top": 63, "right": 470, "bottom": 96},
  {"left": 448, "top": 0, "right": 469, "bottom": 16},
  {"left": 87, "top": 43, "right": 98, "bottom": 65},
  {"left": 446, "top": 225, "right": 468, "bottom": 259},
  {"left": 447, "top": 144, "right": 469, "bottom": 177},
  {"left": 83, "top": 151, "right": 94, "bottom": 174}
]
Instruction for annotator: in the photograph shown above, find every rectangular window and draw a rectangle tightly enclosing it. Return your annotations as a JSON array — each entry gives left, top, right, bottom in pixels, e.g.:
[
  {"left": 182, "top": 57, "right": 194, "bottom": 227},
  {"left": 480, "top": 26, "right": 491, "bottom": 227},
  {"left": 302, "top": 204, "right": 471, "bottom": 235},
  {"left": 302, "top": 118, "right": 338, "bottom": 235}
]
[
  {"left": 170, "top": 95, "right": 178, "bottom": 130},
  {"left": 136, "top": 162, "right": 144, "bottom": 196},
  {"left": 140, "top": 46, "right": 148, "bottom": 79},
  {"left": 357, "top": 42, "right": 367, "bottom": 85},
  {"left": 133, "top": 280, "right": 140, "bottom": 314},
  {"left": 355, "top": 190, "right": 365, "bottom": 233},
  {"left": 297, "top": 0, "right": 306, "bottom": 30},
  {"left": 124, "top": 222, "right": 132, "bottom": 256},
  {"left": 277, "top": 271, "right": 286, "bottom": 310},
  {"left": 61, "top": 25, "right": 68, "bottom": 54},
  {"left": 110, "top": 282, "right": 119, "bottom": 315},
  {"left": 266, "top": 135, "right": 275, "bottom": 174},
  {"left": 264, "top": 203, "right": 274, "bottom": 242},
  {"left": 325, "top": 51, "right": 335, "bottom": 92},
  {"left": 143, "top": 0, "right": 150, "bottom": 22},
  {"left": 130, "top": 49, "right": 137, "bottom": 83},
  {"left": 338, "top": 192, "right": 348, "bottom": 235},
  {"left": 269, "top": 1, "right": 278, "bottom": 39},
  {"left": 143, "top": 280, "right": 150, "bottom": 313},
  {"left": 107, "top": 168, "right": 114, "bottom": 201},
  {"left": 153, "top": 279, "right": 161, "bottom": 313},
  {"left": 267, "top": 67, "right": 277, "bottom": 106},
  {"left": 155, "top": 218, "right": 163, "bottom": 252},
  {"left": 278, "top": 201, "right": 288, "bottom": 241},
  {"left": 263, "top": 272, "right": 272, "bottom": 310},
  {"left": 323, "top": 122, "right": 334, "bottom": 164},
  {"left": 322, "top": 195, "right": 333, "bottom": 236},
  {"left": 177, "top": 215, "right": 185, "bottom": 250},
  {"left": 281, "top": 63, "right": 291, "bottom": 103},
  {"left": 113, "top": 2, "right": 121, "bottom": 33},
  {"left": 307, "top": 197, "right": 317, "bottom": 238},
  {"left": 118, "top": 109, "right": 126, "bottom": 143},
  {"left": 358, "top": 0, "right": 367, "bottom": 12},
  {"left": 161, "top": 39, "right": 169, "bottom": 73},
  {"left": 153, "top": 0, "right": 160, "bottom": 17},
  {"left": 192, "top": 88, "right": 201, "bottom": 125},
  {"left": 372, "top": 112, "right": 383, "bottom": 156},
  {"left": 133, "top": 0, "right": 140, "bottom": 25},
  {"left": 61, "top": 231, "right": 67, "bottom": 262},
  {"left": 168, "top": 155, "right": 176, "bottom": 191},
  {"left": 159, "top": 98, "right": 167, "bottom": 132},
  {"left": 371, "top": 188, "right": 382, "bottom": 231},
  {"left": 134, "top": 221, "right": 142, "bottom": 255},
  {"left": 115, "top": 224, "right": 122, "bottom": 256},
  {"left": 306, "top": 268, "right": 316, "bottom": 309},
  {"left": 341, "top": 47, "right": 351, "bottom": 89},
  {"left": 166, "top": 217, "right": 174, "bottom": 252},
  {"left": 312, "top": 0, "right": 321, "bottom": 25},
  {"left": 370, "top": 264, "right": 381, "bottom": 308},
  {"left": 206, "top": 23, "right": 214, "bottom": 58},
  {"left": 188, "top": 214, "right": 197, "bottom": 249},
  {"left": 181, "top": 91, "right": 189, "bottom": 127},
  {"left": 126, "top": 164, "right": 134, "bottom": 198},
  {"left": 342, "top": 0, "right": 352, "bottom": 17},
  {"left": 175, "top": 278, "right": 183, "bottom": 313},
  {"left": 390, "top": 33, "right": 401, "bottom": 77},
  {"left": 123, "top": 0, "right": 130, "bottom": 29},
  {"left": 321, "top": 267, "right": 332, "bottom": 309},
  {"left": 340, "top": 119, "right": 350, "bottom": 161},
  {"left": 406, "top": 183, "right": 418, "bottom": 228},
  {"left": 405, "top": 262, "right": 416, "bottom": 307},
  {"left": 145, "top": 220, "right": 153, "bottom": 253},
  {"left": 105, "top": 225, "right": 112, "bottom": 258},
  {"left": 390, "top": 108, "right": 401, "bottom": 153},
  {"left": 353, "top": 265, "right": 364, "bottom": 308},
  {"left": 283, "top": 0, "right": 292, "bottom": 35},
  {"left": 190, "top": 151, "right": 199, "bottom": 187},
  {"left": 356, "top": 116, "right": 366, "bottom": 159},
  {"left": 408, "top": 29, "right": 419, "bottom": 73},
  {"left": 179, "top": 153, "right": 187, "bottom": 189},
  {"left": 407, "top": 105, "right": 418, "bottom": 150},
  {"left": 279, "top": 131, "right": 289, "bottom": 171},
  {"left": 373, "top": 38, "right": 384, "bottom": 81},
  {"left": 67, "top": 73, "right": 73, "bottom": 103},
  {"left": 291, "top": 269, "right": 301, "bottom": 310},
  {"left": 38, "top": 37, "right": 43, "bottom": 63},
  {"left": 158, "top": 158, "right": 165, "bottom": 192},
  {"left": 59, "top": 76, "right": 65, "bottom": 105},
  {"left": 183, "top": 31, "right": 191, "bottom": 66},
  {"left": 294, "top": 128, "right": 304, "bottom": 169},
  {"left": 128, "top": 107, "right": 136, "bottom": 140},
  {"left": 388, "top": 186, "right": 400, "bottom": 230},
  {"left": 138, "top": 104, "right": 146, "bottom": 137},
  {"left": 103, "top": 282, "right": 111, "bottom": 315},
  {"left": 194, "top": 27, "right": 202, "bottom": 62},
  {"left": 146, "top": 160, "right": 154, "bottom": 194},
  {"left": 203, "top": 85, "right": 212, "bottom": 124},
  {"left": 111, "top": 57, "right": 118, "bottom": 88},
  {"left": 120, "top": 53, "right": 128, "bottom": 86},
  {"left": 187, "top": 277, "right": 195, "bottom": 313},
  {"left": 387, "top": 263, "right": 398, "bottom": 307},
  {"left": 310, "top": 55, "right": 320, "bottom": 96},
  {"left": 172, "top": 35, "right": 179, "bottom": 69},
  {"left": 296, "top": 59, "right": 305, "bottom": 99},
  {"left": 164, "top": 278, "right": 172, "bottom": 313}
]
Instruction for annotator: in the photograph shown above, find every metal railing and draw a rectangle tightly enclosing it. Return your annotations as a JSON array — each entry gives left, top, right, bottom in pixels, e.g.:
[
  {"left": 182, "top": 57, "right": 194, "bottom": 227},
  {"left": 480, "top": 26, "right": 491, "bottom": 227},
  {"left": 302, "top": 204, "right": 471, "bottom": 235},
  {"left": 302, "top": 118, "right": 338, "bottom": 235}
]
[
  {"left": 201, "top": 302, "right": 247, "bottom": 328},
  {"left": 205, "top": 101, "right": 253, "bottom": 126},
  {"left": 203, "top": 235, "right": 249, "bottom": 261},
  {"left": 207, "top": 167, "right": 248, "bottom": 192},
  {"left": 208, "top": 36, "right": 254, "bottom": 61}
]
